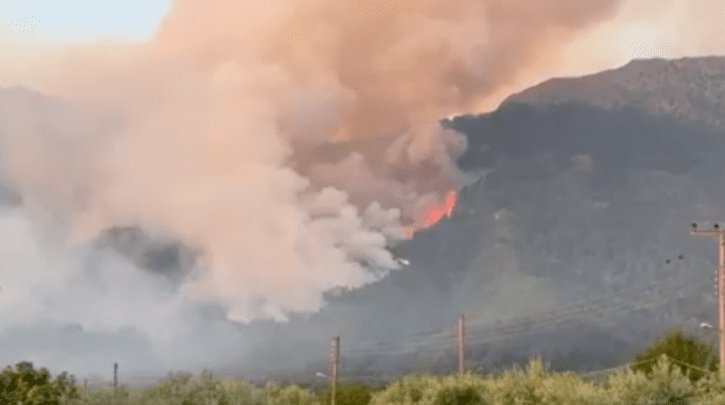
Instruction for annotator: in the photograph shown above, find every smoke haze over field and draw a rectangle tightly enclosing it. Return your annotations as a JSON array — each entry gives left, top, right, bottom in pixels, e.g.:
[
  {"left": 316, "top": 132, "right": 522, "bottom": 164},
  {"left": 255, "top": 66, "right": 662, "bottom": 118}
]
[{"left": 1, "top": 0, "right": 725, "bottom": 381}]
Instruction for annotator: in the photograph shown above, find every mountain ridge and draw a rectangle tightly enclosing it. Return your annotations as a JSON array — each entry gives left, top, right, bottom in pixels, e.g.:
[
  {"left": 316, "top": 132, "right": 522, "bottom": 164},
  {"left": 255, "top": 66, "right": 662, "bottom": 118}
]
[
  {"left": 502, "top": 56, "right": 725, "bottom": 130},
  {"left": 272, "top": 55, "right": 725, "bottom": 380}
]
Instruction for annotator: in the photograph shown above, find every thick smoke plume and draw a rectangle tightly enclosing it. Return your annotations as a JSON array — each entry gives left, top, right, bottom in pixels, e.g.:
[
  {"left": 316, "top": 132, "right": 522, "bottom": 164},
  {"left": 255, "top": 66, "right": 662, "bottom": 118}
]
[{"left": 0, "top": 0, "right": 624, "bottom": 379}]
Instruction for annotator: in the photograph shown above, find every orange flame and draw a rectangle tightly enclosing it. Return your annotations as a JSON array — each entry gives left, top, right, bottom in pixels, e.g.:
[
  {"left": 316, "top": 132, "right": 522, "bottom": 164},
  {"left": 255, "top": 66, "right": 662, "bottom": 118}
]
[{"left": 419, "top": 190, "right": 457, "bottom": 227}]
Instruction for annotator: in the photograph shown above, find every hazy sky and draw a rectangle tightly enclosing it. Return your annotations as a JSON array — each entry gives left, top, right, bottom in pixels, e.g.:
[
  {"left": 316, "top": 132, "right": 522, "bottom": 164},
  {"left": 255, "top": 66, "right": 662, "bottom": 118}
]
[
  {"left": 1, "top": 0, "right": 168, "bottom": 43},
  {"left": 2, "top": 0, "right": 724, "bottom": 111}
]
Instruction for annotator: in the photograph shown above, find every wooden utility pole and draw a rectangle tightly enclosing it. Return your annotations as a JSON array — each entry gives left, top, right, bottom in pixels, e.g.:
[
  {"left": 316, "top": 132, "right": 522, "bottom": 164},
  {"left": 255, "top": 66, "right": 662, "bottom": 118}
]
[
  {"left": 456, "top": 314, "right": 465, "bottom": 375},
  {"left": 690, "top": 223, "right": 725, "bottom": 368},
  {"left": 330, "top": 336, "right": 339, "bottom": 405},
  {"left": 113, "top": 362, "right": 118, "bottom": 396}
]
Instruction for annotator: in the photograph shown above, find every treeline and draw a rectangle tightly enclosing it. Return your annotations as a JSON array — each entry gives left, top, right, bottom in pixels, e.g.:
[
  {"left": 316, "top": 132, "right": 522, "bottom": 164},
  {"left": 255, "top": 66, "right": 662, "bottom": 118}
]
[{"left": 4, "top": 325, "right": 725, "bottom": 404}]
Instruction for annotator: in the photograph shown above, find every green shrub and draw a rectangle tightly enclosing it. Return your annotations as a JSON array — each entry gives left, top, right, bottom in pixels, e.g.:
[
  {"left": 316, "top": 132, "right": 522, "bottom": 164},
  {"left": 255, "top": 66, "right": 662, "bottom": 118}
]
[
  {"left": 431, "top": 386, "right": 484, "bottom": 405},
  {"left": 369, "top": 373, "right": 441, "bottom": 405},
  {"left": 132, "top": 370, "right": 243, "bottom": 405},
  {"left": 691, "top": 367, "right": 725, "bottom": 405},
  {"left": 0, "top": 361, "right": 81, "bottom": 405},
  {"left": 629, "top": 326, "right": 718, "bottom": 384},
  {"left": 14, "top": 347, "right": 725, "bottom": 405},
  {"left": 318, "top": 380, "right": 375, "bottom": 405},
  {"left": 264, "top": 381, "right": 320, "bottom": 405},
  {"left": 606, "top": 354, "right": 696, "bottom": 405},
  {"left": 483, "top": 356, "right": 605, "bottom": 405}
]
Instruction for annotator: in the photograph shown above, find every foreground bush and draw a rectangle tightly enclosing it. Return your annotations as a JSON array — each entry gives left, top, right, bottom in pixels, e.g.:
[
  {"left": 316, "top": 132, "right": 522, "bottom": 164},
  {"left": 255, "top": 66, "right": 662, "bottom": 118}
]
[
  {"left": 629, "top": 325, "right": 718, "bottom": 384},
  {"left": 369, "top": 357, "right": 608, "bottom": 405},
  {"left": 314, "top": 380, "right": 378, "bottom": 405},
  {"left": 604, "top": 354, "right": 696, "bottom": 404},
  {"left": 12, "top": 351, "right": 725, "bottom": 404},
  {"left": 63, "top": 373, "right": 321, "bottom": 405},
  {"left": 0, "top": 361, "right": 81, "bottom": 405}
]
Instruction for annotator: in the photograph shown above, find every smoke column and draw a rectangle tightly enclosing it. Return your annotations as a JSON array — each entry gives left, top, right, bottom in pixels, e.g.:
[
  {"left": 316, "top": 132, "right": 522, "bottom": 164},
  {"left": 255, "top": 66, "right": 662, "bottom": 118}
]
[{"left": 0, "top": 0, "right": 624, "bottom": 378}]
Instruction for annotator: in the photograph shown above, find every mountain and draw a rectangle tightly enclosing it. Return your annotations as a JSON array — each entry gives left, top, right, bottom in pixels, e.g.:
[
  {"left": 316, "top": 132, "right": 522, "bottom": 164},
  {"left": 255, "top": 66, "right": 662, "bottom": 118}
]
[
  {"left": 502, "top": 56, "right": 725, "bottom": 130},
  {"left": 246, "top": 56, "right": 725, "bottom": 382}
]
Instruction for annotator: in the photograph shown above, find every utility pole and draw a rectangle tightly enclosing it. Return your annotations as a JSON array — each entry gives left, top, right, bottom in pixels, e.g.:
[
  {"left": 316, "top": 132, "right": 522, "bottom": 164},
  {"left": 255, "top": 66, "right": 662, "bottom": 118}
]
[
  {"left": 330, "top": 336, "right": 339, "bottom": 405},
  {"left": 113, "top": 362, "right": 118, "bottom": 396},
  {"left": 691, "top": 222, "right": 725, "bottom": 368},
  {"left": 456, "top": 314, "right": 465, "bottom": 375}
]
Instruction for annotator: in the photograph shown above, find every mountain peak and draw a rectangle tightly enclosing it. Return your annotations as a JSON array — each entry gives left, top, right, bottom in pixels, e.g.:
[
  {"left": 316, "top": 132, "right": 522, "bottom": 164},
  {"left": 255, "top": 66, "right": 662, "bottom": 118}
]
[{"left": 502, "top": 55, "right": 725, "bottom": 129}]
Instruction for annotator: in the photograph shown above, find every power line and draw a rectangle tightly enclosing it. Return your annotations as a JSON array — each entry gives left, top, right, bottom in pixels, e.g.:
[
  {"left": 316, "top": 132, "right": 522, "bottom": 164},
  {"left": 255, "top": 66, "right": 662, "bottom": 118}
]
[
  {"left": 349, "top": 274, "right": 693, "bottom": 347},
  {"left": 342, "top": 278, "right": 708, "bottom": 353},
  {"left": 341, "top": 279, "right": 712, "bottom": 357}
]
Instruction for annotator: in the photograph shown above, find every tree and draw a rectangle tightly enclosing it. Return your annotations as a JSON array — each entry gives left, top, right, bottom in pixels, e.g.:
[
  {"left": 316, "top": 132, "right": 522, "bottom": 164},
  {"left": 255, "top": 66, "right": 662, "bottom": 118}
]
[
  {"left": 0, "top": 361, "right": 81, "bottom": 405},
  {"left": 629, "top": 325, "right": 718, "bottom": 384}
]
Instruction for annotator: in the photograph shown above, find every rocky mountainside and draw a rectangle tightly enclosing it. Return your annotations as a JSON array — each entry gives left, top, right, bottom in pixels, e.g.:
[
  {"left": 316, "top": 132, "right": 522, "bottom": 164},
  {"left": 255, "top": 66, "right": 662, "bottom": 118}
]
[
  {"left": 503, "top": 56, "right": 725, "bottom": 130},
  {"left": 250, "top": 56, "right": 725, "bottom": 381}
]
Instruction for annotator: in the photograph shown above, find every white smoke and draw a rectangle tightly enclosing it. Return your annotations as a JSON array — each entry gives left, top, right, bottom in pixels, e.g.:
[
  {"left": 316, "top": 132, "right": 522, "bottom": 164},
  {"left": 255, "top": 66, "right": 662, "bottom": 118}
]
[{"left": 0, "top": 0, "right": 641, "bottom": 381}]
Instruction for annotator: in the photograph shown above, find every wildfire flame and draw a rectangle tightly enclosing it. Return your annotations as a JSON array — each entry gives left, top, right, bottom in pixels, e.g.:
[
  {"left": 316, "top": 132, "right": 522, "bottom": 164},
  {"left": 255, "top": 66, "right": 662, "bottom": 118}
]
[{"left": 419, "top": 190, "right": 457, "bottom": 227}]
